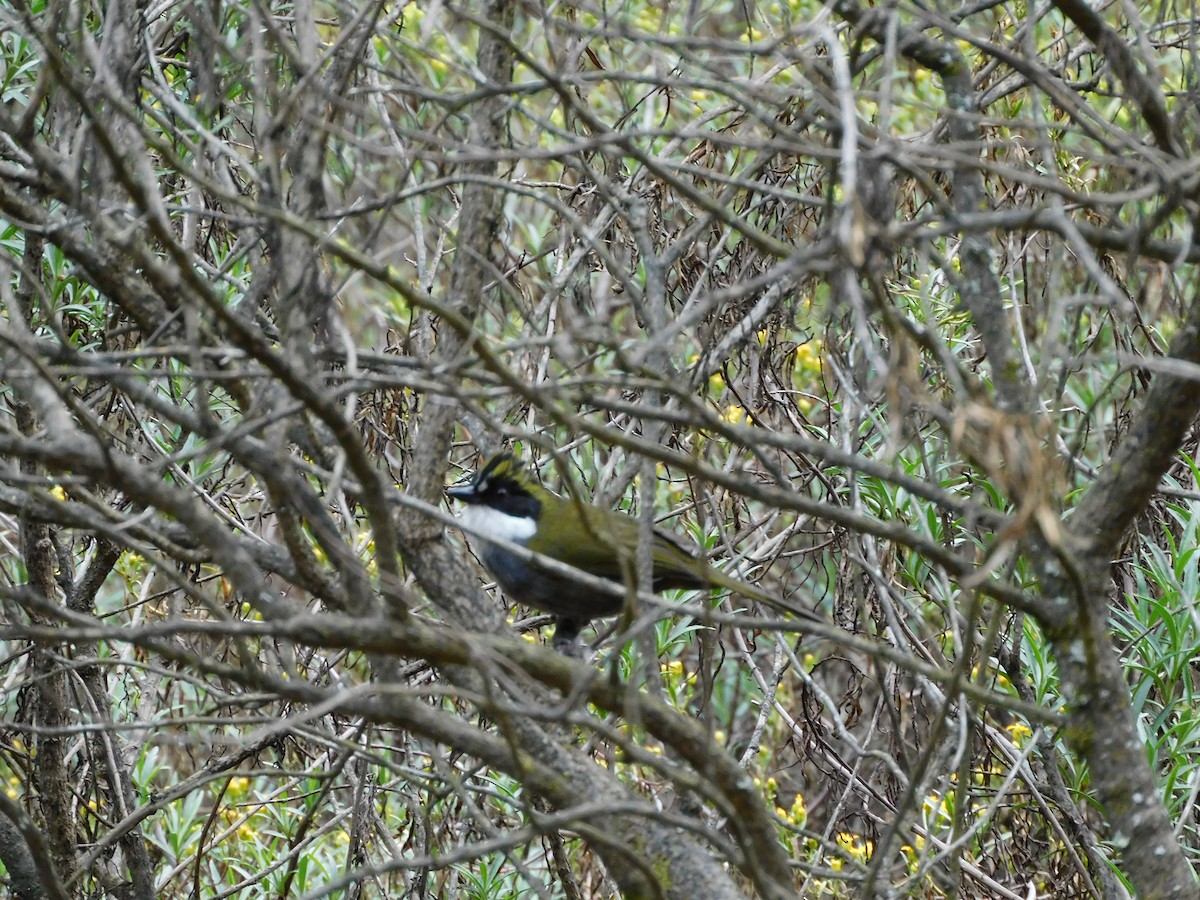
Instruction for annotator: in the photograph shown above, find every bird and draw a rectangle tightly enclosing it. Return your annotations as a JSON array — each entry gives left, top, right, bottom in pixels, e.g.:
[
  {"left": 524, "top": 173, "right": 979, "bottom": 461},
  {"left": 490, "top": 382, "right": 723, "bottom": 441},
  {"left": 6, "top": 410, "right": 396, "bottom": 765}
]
[{"left": 447, "top": 452, "right": 803, "bottom": 650}]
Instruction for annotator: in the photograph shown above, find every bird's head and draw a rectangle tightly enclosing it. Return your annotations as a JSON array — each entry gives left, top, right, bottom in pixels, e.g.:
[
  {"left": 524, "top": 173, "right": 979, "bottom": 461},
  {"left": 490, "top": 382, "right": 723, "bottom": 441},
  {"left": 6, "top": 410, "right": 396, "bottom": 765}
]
[{"left": 447, "top": 453, "right": 544, "bottom": 527}]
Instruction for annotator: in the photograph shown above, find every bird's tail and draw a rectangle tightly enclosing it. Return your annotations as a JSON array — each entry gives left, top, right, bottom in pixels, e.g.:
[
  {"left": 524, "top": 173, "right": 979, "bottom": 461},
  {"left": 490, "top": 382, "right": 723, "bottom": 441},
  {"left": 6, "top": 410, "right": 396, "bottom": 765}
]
[{"left": 705, "top": 565, "right": 821, "bottom": 623}]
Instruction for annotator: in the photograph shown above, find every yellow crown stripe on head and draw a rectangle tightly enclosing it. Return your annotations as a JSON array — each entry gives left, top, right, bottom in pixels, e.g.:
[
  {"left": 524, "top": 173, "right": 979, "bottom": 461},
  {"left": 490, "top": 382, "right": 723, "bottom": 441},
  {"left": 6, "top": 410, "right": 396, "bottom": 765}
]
[{"left": 474, "top": 452, "right": 533, "bottom": 491}]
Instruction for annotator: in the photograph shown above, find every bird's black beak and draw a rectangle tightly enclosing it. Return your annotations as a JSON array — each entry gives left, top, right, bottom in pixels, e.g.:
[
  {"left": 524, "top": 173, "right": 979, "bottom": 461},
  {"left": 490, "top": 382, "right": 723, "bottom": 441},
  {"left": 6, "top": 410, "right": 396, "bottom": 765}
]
[{"left": 446, "top": 483, "right": 477, "bottom": 503}]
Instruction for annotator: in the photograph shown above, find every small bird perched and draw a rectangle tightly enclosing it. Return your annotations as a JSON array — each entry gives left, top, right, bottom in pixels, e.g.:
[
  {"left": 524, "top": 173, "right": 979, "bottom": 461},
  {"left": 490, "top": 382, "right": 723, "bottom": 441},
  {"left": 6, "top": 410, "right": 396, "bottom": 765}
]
[{"left": 447, "top": 452, "right": 795, "bottom": 649}]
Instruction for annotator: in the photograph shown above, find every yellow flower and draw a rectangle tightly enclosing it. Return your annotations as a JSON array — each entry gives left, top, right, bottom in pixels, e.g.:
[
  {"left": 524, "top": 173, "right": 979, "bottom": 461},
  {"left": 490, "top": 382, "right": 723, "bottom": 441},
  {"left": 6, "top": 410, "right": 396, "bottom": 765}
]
[
  {"left": 836, "top": 831, "right": 873, "bottom": 860},
  {"left": 1006, "top": 722, "right": 1032, "bottom": 744},
  {"left": 790, "top": 793, "right": 807, "bottom": 826}
]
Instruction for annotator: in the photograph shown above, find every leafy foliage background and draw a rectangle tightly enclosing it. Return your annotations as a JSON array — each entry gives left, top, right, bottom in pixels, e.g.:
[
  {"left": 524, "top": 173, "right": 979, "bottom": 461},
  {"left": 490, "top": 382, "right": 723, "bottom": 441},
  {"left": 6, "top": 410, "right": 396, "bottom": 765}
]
[{"left": 0, "top": 0, "right": 1199, "bottom": 898}]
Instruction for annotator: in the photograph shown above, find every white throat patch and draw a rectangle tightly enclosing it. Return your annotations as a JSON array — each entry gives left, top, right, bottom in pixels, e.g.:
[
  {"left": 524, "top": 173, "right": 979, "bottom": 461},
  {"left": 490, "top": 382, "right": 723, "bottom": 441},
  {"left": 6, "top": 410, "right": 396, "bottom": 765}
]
[{"left": 459, "top": 505, "right": 537, "bottom": 544}]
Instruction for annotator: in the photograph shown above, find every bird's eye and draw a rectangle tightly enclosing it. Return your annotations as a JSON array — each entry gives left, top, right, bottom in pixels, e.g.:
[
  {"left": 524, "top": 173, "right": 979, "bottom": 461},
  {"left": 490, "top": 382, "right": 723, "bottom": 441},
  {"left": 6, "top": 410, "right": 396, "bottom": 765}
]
[{"left": 494, "top": 484, "right": 509, "bottom": 496}]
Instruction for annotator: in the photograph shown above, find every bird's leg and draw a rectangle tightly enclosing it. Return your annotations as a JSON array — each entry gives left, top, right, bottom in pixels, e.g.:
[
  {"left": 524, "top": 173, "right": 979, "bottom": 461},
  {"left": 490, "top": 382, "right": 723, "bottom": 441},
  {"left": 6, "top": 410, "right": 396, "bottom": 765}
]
[{"left": 551, "top": 616, "right": 584, "bottom": 656}]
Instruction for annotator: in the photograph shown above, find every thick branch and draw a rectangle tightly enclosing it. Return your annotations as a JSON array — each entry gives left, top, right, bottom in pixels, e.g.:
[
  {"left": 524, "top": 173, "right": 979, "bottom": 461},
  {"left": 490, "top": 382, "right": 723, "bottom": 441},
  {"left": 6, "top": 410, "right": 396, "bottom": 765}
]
[{"left": 1050, "top": 0, "right": 1179, "bottom": 156}]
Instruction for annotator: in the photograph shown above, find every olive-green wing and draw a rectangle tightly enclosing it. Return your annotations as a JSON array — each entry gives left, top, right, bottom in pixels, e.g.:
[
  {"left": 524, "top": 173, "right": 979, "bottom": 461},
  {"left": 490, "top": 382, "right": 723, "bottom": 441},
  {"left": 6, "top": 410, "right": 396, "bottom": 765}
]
[{"left": 531, "top": 498, "right": 703, "bottom": 586}]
